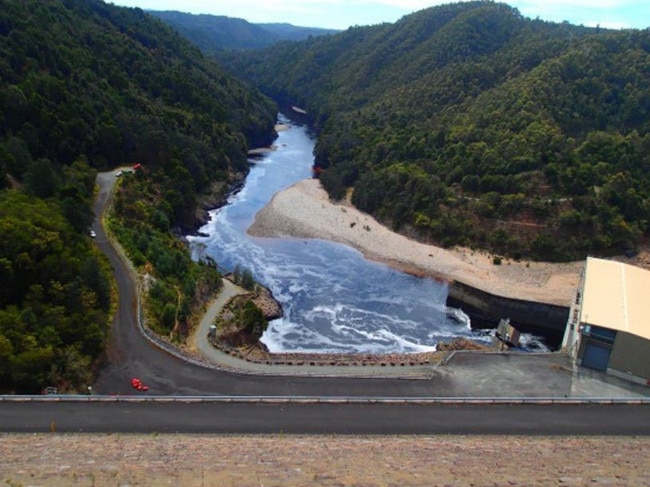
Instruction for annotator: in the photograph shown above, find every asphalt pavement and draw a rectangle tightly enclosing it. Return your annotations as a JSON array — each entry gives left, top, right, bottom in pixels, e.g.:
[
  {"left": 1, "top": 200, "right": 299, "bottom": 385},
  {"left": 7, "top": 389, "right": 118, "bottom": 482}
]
[
  {"left": 1, "top": 401, "right": 648, "bottom": 435},
  {"left": 177, "top": 338, "right": 650, "bottom": 398}
]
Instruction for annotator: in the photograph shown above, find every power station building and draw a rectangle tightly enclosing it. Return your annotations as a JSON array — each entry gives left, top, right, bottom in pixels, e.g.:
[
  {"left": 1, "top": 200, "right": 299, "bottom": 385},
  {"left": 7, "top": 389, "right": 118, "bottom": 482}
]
[{"left": 563, "top": 257, "right": 650, "bottom": 387}]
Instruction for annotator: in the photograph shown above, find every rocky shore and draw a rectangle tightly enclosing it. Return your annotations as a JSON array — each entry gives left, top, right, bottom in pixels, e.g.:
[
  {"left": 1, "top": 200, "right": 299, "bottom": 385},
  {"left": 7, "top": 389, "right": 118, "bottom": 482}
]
[
  {"left": 251, "top": 283, "right": 283, "bottom": 320},
  {"left": 192, "top": 123, "right": 291, "bottom": 232},
  {"left": 192, "top": 174, "right": 246, "bottom": 234}
]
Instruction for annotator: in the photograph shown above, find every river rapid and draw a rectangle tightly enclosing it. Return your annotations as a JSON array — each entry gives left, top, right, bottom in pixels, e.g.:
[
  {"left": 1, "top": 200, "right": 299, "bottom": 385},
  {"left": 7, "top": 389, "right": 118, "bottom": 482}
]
[{"left": 189, "top": 116, "right": 542, "bottom": 354}]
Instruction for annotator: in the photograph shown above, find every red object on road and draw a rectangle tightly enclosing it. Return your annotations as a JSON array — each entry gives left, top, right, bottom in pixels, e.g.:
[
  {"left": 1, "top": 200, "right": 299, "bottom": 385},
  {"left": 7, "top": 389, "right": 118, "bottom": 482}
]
[
  {"left": 130, "top": 377, "right": 149, "bottom": 392},
  {"left": 131, "top": 377, "right": 141, "bottom": 388}
]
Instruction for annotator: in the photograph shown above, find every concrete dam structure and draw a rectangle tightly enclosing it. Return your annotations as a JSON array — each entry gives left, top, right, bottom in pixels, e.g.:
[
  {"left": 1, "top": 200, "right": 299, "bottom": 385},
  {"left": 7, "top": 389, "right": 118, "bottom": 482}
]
[{"left": 446, "top": 281, "right": 570, "bottom": 348}]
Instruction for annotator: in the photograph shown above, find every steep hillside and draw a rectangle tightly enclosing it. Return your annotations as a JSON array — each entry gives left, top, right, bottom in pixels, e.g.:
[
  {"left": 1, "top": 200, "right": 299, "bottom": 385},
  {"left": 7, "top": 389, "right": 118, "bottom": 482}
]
[
  {"left": 0, "top": 0, "right": 277, "bottom": 228},
  {"left": 0, "top": 0, "right": 277, "bottom": 393},
  {"left": 221, "top": 1, "right": 650, "bottom": 261},
  {"left": 149, "top": 11, "right": 338, "bottom": 52}
]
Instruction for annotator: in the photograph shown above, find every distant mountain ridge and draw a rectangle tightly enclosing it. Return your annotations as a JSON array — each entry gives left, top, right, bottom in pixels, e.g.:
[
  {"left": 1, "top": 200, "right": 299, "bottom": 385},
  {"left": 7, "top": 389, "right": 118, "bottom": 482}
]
[{"left": 148, "top": 11, "right": 340, "bottom": 52}]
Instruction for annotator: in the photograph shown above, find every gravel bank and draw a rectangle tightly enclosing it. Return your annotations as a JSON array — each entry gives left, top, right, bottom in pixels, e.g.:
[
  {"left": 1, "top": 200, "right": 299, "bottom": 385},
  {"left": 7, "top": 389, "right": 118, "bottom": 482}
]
[{"left": 248, "top": 179, "right": 583, "bottom": 307}]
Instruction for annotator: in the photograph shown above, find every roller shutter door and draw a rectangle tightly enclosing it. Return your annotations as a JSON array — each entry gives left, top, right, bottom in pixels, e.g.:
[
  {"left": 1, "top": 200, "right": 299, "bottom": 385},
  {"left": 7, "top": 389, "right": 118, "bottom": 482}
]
[{"left": 581, "top": 341, "right": 611, "bottom": 371}]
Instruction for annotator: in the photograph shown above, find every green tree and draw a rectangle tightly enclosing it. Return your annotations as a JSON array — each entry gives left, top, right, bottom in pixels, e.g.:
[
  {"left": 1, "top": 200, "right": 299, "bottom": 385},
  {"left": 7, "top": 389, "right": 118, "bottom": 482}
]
[
  {"left": 240, "top": 268, "right": 256, "bottom": 291},
  {"left": 241, "top": 301, "right": 267, "bottom": 339},
  {"left": 24, "top": 158, "right": 60, "bottom": 198}
]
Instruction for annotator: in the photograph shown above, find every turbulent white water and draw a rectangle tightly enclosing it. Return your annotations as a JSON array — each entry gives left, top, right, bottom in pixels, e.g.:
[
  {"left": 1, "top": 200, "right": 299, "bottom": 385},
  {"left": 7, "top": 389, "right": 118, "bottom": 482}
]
[{"left": 188, "top": 116, "right": 524, "bottom": 353}]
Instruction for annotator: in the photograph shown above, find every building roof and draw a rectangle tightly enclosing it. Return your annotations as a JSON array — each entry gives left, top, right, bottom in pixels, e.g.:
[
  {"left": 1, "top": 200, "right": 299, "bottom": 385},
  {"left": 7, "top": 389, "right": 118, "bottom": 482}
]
[{"left": 580, "top": 257, "right": 650, "bottom": 341}]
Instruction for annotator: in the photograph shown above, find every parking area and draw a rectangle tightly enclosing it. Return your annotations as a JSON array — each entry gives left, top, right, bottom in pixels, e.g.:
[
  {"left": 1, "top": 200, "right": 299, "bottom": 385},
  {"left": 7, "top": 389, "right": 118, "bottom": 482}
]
[
  {"left": 194, "top": 343, "right": 649, "bottom": 398},
  {"left": 437, "top": 351, "right": 649, "bottom": 398}
]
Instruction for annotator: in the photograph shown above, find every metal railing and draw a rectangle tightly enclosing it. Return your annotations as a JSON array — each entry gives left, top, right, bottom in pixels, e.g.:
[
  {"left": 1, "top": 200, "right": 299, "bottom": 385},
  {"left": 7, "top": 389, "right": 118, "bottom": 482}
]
[{"left": 2, "top": 395, "right": 649, "bottom": 404}]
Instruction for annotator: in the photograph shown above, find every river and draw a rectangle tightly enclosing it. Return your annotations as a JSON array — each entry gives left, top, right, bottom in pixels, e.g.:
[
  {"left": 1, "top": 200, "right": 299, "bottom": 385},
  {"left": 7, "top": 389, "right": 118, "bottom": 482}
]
[{"left": 188, "top": 116, "right": 545, "bottom": 353}]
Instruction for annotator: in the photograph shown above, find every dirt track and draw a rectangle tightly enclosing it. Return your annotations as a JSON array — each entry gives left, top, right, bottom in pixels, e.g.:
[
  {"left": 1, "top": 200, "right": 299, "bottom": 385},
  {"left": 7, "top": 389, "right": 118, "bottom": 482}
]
[{"left": 2, "top": 434, "right": 649, "bottom": 486}]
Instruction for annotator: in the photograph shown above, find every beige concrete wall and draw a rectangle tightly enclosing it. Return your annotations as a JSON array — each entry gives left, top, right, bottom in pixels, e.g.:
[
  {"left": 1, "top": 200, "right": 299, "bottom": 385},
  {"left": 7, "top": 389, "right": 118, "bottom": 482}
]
[{"left": 609, "top": 332, "right": 650, "bottom": 380}]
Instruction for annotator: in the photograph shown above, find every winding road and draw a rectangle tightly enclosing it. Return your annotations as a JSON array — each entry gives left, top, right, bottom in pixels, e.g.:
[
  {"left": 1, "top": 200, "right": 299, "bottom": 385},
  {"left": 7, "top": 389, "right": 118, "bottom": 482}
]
[
  {"left": 92, "top": 169, "right": 449, "bottom": 398},
  {"left": 1, "top": 169, "right": 647, "bottom": 434}
]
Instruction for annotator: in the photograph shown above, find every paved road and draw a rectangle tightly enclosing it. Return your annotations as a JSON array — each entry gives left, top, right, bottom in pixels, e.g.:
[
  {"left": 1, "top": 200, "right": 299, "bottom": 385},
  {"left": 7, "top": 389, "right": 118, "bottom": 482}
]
[
  {"left": 20, "top": 170, "right": 629, "bottom": 436},
  {"left": 1, "top": 401, "right": 648, "bottom": 435},
  {"left": 190, "top": 279, "right": 246, "bottom": 360}
]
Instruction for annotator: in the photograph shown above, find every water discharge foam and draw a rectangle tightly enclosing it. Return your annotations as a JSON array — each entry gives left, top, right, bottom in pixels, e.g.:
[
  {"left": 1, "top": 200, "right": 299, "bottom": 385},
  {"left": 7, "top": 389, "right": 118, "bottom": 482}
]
[{"left": 189, "top": 115, "right": 541, "bottom": 354}]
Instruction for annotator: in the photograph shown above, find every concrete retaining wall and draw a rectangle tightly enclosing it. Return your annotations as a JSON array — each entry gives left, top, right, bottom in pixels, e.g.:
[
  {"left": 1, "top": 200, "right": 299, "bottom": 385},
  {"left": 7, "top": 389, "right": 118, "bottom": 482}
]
[{"left": 446, "top": 281, "right": 570, "bottom": 347}]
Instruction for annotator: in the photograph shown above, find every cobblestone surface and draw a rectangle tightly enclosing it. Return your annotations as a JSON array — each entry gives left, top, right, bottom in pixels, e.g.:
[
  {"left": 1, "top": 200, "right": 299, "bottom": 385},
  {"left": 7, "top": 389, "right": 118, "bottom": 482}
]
[{"left": 2, "top": 433, "right": 649, "bottom": 486}]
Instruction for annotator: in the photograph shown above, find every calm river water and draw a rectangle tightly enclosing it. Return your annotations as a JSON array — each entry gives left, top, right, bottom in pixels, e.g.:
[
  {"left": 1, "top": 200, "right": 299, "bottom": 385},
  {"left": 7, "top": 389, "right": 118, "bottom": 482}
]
[{"left": 188, "top": 116, "right": 537, "bottom": 353}]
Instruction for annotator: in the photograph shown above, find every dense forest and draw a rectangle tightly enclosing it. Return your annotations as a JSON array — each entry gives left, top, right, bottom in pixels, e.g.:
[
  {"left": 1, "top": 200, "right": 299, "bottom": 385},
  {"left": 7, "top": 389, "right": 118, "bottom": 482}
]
[
  {"left": 0, "top": 178, "right": 111, "bottom": 393},
  {"left": 0, "top": 0, "right": 277, "bottom": 392},
  {"left": 220, "top": 1, "right": 650, "bottom": 261},
  {"left": 150, "top": 11, "right": 338, "bottom": 52}
]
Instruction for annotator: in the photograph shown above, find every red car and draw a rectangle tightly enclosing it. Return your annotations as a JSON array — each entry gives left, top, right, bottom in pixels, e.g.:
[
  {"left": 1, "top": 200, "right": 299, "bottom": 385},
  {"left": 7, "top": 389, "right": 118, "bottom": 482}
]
[{"left": 130, "top": 378, "right": 149, "bottom": 392}]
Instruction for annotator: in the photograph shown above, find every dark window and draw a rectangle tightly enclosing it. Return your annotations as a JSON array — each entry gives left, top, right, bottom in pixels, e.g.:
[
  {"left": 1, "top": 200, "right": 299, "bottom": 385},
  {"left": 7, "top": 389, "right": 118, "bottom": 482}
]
[{"left": 582, "top": 325, "right": 617, "bottom": 344}]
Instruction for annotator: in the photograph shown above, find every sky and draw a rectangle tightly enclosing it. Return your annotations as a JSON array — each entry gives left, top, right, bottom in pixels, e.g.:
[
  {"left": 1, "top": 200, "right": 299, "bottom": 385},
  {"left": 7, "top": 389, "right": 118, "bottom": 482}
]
[{"left": 108, "top": 0, "right": 650, "bottom": 30}]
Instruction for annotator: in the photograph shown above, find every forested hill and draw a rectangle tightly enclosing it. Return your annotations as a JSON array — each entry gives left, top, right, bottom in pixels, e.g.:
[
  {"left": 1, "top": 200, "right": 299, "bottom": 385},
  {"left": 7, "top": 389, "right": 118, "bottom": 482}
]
[
  {"left": 0, "top": 0, "right": 277, "bottom": 226},
  {"left": 0, "top": 0, "right": 277, "bottom": 393},
  {"left": 149, "top": 11, "right": 339, "bottom": 52},
  {"left": 221, "top": 1, "right": 650, "bottom": 262}
]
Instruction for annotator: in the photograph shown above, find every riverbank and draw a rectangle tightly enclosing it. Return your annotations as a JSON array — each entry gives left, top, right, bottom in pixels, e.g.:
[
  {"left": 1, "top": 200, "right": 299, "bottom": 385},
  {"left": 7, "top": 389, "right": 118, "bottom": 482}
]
[
  {"left": 248, "top": 179, "right": 584, "bottom": 308},
  {"left": 247, "top": 123, "right": 291, "bottom": 155}
]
